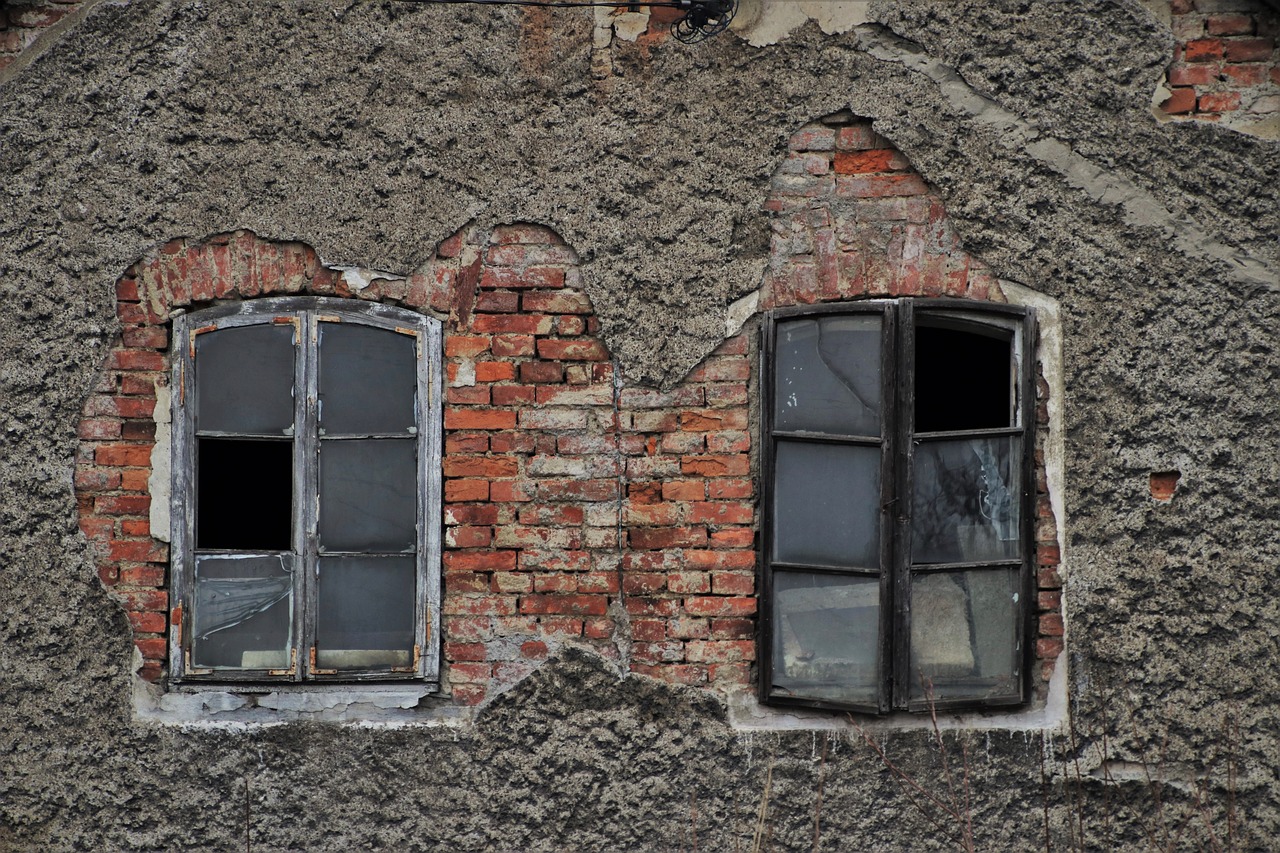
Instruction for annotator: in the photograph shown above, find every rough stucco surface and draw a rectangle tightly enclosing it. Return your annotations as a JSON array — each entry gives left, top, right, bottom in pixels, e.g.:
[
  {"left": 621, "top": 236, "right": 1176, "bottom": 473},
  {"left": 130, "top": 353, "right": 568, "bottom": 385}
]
[{"left": 2, "top": 0, "right": 1279, "bottom": 849}]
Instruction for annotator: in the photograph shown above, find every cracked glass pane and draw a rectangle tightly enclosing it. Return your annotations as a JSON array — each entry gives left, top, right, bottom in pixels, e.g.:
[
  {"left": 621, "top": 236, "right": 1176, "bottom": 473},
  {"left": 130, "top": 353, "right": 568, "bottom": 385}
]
[
  {"left": 191, "top": 556, "right": 293, "bottom": 670},
  {"left": 318, "top": 323, "right": 417, "bottom": 436},
  {"left": 318, "top": 438, "right": 416, "bottom": 552},
  {"left": 773, "top": 440, "right": 880, "bottom": 569},
  {"left": 195, "top": 324, "right": 295, "bottom": 434},
  {"left": 911, "top": 437, "right": 1021, "bottom": 565},
  {"left": 316, "top": 556, "right": 415, "bottom": 671},
  {"left": 772, "top": 572, "right": 879, "bottom": 705},
  {"left": 774, "top": 315, "right": 881, "bottom": 436},
  {"left": 909, "top": 569, "right": 1020, "bottom": 703}
]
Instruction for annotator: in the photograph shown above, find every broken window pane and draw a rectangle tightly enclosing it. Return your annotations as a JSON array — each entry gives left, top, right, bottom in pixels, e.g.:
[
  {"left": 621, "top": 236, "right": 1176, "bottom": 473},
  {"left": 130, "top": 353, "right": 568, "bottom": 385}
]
[
  {"left": 318, "top": 438, "right": 417, "bottom": 552},
  {"left": 914, "top": 322, "right": 1013, "bottom": 432},
  {"left": 909, "top": 569, "right": 1020, "bottom": 703},
  {"left": 773, "top": 440, "right": 880, "bottom": 569},
  {"left": 772, "top": 572, "right": 879, "bottom": 706},
  {"left": 911, "top": 436, "right": 1021, "bottom": 565},
  {"left": 195, "top": 324, "right": 295, "bottom": 435},
  {"left": 197, "top": 438, "right": 293, "bottom": 550},
  {"left": 318, "top": 323, "right": 417, "bottom": 436},
  {"left": 774, "top": 315, "right": 881, "bottom": 437},
  {"left": 315, "top": 556, "right": 415, "bottom": 670},
  {"left": 191, "top": 556, "right": 293, "bottom": 670}
]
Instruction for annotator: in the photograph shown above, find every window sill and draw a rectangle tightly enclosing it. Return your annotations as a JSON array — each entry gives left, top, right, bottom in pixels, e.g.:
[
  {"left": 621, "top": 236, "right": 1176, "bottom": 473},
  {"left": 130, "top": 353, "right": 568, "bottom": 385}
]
[
  {"left": 726, "top": 650, "right": 1067, "bottom": 733},
  {"left": 132, "top": 670, "right": 464, "bottom": 727}
]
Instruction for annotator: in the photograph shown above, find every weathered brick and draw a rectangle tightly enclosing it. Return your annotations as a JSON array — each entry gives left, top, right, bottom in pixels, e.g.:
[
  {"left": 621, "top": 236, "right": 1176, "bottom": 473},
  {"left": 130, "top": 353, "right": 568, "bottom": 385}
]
[
  {"left": 519, "top": 594, "right": 609, "bottom": 616},
  {"left": 536, "top": 339, "right": 610, "bottom": 361},
  {"left": 445, "top": 409, "right": 517, "bottom": 430},
  {"left": 443, "top": 550, "right": 517, "bottom": 572}
]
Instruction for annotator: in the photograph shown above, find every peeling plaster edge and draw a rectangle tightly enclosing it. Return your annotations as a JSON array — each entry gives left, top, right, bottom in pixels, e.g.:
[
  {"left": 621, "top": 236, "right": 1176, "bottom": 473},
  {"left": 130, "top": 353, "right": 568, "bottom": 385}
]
[
  {"left": 0, "top": 0, "right": 112, "bottom": 87},
  {"left": 855, "top": 24, "right": 1279, "bottom": 298}
]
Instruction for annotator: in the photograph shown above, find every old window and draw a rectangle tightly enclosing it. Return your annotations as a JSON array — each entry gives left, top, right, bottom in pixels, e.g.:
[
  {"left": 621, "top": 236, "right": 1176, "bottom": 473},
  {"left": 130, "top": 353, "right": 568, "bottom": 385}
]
[
  {"left": 169, "top": 298, "right": 442, "bottom": 683},
  {"left": 761, "top": 299, "right": 1034, "bottom": 714}
]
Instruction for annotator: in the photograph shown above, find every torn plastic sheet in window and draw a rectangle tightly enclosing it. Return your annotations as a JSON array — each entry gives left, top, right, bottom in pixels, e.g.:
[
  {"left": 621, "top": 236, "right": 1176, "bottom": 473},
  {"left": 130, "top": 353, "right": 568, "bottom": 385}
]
[{"left": 194, "top": 556, "right": 292, "bottom": 640}]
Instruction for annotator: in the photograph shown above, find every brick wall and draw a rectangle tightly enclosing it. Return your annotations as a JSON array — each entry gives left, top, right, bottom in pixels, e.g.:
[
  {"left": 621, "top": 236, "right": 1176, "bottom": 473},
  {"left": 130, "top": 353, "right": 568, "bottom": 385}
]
[
  {"left": 1160, "top": 0, "right": 1280, "bottom": 127},
  {"left": 76, "top": 115, "right": 1064, "bottom": 706}
]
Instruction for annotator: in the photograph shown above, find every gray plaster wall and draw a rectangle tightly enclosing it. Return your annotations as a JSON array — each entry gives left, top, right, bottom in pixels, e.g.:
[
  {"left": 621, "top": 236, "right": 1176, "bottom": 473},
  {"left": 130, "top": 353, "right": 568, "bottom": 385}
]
[{"left": 2, "top": 0, "right": 1278, "bottom": 849}]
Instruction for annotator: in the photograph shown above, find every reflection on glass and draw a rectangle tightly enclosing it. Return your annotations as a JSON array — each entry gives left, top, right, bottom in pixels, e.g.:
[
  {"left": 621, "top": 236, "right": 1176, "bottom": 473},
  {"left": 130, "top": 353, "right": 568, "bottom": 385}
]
[
  {"left": 191, "top": 556, "right": 292, "bottom": 670},
  {"left": 197, "top": 438, "right": 293, "bottom": 550},
  {"left": 775, "top": 315, "right": 881, "bottom": 436},
  {"left": 772, "top": 572, "right": 879, "bottom": 705},
  {"left": 912, "top": 437, "right": 1020, "bottom": 565},
  {"left": 316, "top": 556, "right": 415, "bottom": 670},
  {"left": 915, "top": 323, "right": 1013, "bottom": 432},
  {"left": 909, "top": 569, "right": 1019, "bottom": 703},
  {"left": 773, "top": 441, "right": 880, "bottom": 569},
  {"left": 319, "top": 323, "right": 417, "bottom": 435},
  {"left": 195, "top": 324, "right": 295, "bottom": 434},
  {"left": 319, "top": 439, "right": 417, "bottom": 552}
]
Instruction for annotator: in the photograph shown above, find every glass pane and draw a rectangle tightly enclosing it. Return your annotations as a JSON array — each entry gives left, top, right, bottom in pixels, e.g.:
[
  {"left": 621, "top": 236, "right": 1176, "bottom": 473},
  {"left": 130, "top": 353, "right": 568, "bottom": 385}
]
[
  {"left": 191, "top": 556, "right": 293, "bottom": 670},
  {"left": 316, "top": 556, "right": 415, "bottom": 671},
  {"left": 908, "top": 569, "right": 1021, "bottom": 703},
  {"left": 774, "top": 315, "right": 881, "bottom": 436},
  {"left": 773, "top": 440, "right": 880, "bottom": 569},
  {"left": 911, "top": 437, "right": 1021, "bottom": 565},
  {"left": 319, "top": 439, "right": 417, "bottom": 552},
  {"left": 195, "top": 324, "right": 295, "bottom": 434},
  {"left": 319, "top": 323, "right": 418, "bottom": 436},
  {"left": 197, "top": 438, "right": 292, "bottom": 550},
  {"left": 772, "top": 572, "right": 879, "bottom": 705},
  {"left": 915, "top": 322, "right": 1014, "bottom": 432}
]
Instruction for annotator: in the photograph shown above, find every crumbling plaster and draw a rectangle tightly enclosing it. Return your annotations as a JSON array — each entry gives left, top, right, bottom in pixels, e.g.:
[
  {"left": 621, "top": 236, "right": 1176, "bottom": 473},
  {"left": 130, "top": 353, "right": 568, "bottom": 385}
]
[{"left": 2, "top": 0, "right": 1279, "bottom": 849}]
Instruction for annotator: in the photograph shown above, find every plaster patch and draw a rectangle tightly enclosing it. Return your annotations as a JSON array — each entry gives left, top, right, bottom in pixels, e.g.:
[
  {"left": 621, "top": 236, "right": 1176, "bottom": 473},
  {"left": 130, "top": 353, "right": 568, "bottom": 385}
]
[
  {"left": 335, "top": 266, "right": 404, "bottom": 292},
  {"left": 148, "top": 384, "right": 171, "bottom": 543},
  {"left": 724, "top": 290, "right": 758, "bottom": 338},
  {"left": 734, "top": 0, "right": 870, "bottom": 46}
]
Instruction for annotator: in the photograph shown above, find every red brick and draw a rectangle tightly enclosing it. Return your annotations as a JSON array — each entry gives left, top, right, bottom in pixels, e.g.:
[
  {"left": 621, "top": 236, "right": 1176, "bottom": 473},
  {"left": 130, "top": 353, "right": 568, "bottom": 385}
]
[
  {"left": 835, "top": 174, "right": 928, "bottom": 198},
  {"left": 630, "top": 526, "right": 708, "bottom": 550},
  {"left": 1183, "top": 38, "right": 1224, "bottom": 62},
  {"left": 474, "top": 290, "right": 520, "bottom": 313},
  {"left": 709, "top": 618, "right": 754, "bottom": 639},
  {"left": 115, "top": 398, "right": 156, "bottom": 419},
  {"left": 681, "top": 454, "right": 750, "bottom": 477},
  {"left": 662, "top": 480, "right": 706, "bottom": 501},
  {"left": 707, "top": 479, "right": 752, "bottom": 500},
  {"left": 446, "top": 433, "right": 490, "bottom": 454},
  {"left": 445, "top": 335, "right": 493, "bottom": 357},
  {"left": 134, "top": 638, "right": 168, "bottom": 660},
  {"left": 631, "top": 663, "right": 707, "bottom": 686},
  {"left": 789, "top": 127, "right": 835, "bottom": 151},
  {"left": 445, "top": 641, "right": 488, "bottom": 661},
  {"left": 1167, "top": 63, "right": 1217, "bottom": 86},
  {"left": 519, "top": 594, "right": 609, "bottom": 616},
  {"left": 536, "top": 339, "right": 610, "bottom": 361},
  {"left": 447, "top": 386, "right": 491, "bottom": 405},
  {"left": 445, "top": 505, "right": 500, "bottom": 525},
  {"left": 443, "top": 455, "right": 520, "bottom": 479},
  {"left": 445, "top": 409, "right": 517, "bottom": 430},
  {"left": 537, "top": 479, "right": 617, "bottom": 501},
  {"left": 445, "top": 526, "right": 493, "bottom": 548},
  {"left": 480, "top": 267, "right": 565, "bottom": 290},
  {"left": 492, "top": 385, "right": 536, "bottom": 405},
  {"left": 451, "top": 684, "right": 488, "bottom": 705},
  {"left": 444, "top": 479, "right": 489, "bottom": 502},
  {"left": 491, "top": 481, "right": 535, "bottom": 502},
  {"left": 683, "top": 596, "right": 757, "bottom": 617},
  {"left": 519, "top": 361, "right": 565, "bottom": 383},
  {"left": 75, "top": 469, "right": 121, "bottom": 492},
  {"left": 1207, "top": 14, "right": 1253, "bottom": 36},
  {"left": 121, "top": 470, "right": 150, "bottom": 491},
  {"left": 110, "top": 350, "right": 165, "bottom": 371},
  {"left": 1160, "top": 87, "right": 1198, "bottom": 114},
  {"left": 1039, "top": 614, "right": 1065, "bottom": 637},
  {"left": 684, "top": 640, "right": 755, "bottom": 663},
  {"left": 1222, "top": 64, "right": 1268, "bottom": 85},
  {"left": 684, "top": 549, "right": 756, "bottom": 570},
  {"left": 1036, "top": 638, "right": 1064, "bottom": 659},
  {"left": 119, "top": 589, "right": 168, "bottom": 611},
  {"left": 471, "top": 314, "right": 554, "bottom": 335},
  {"left": 443, "top": 550, "right": 517, "bottom": 572},
  {"left": 449, "top": 661, "right": 495, "bottom": 682},
  {"left": 1199, "top": 91, "right": 1241, "bottom": 111},
  {"left": 690, "top": 501, "right": 753, "bottom": 526},
  {"left": 120, "top": 565, "right": 166, "bottom": 586},
  {"left": 1037, "top": 544, "right": 1062, "bottom": 567},
  {"left": 834, "top": 149, "right": 907, "bottom": 174},
  {"left": 1224, "top": 38, "right": 1273, "bottom": 62},
  {"left": 711, "top": 572, "right": 754, "bottom": 595},
  {"left": 108, "top": 540, "right": 168, "bottom": 563},
  {"left": 492, "top": 334, "right": 536, "bottom": 357},
  {"left": 127, "top": 611, "right": 167, "bottom": 633},
  {"left": 95, "top": 495, "right": 150, "bottom": 515},
  {"left": 443, "top": 595, "right": 519, "bottom": 616}
]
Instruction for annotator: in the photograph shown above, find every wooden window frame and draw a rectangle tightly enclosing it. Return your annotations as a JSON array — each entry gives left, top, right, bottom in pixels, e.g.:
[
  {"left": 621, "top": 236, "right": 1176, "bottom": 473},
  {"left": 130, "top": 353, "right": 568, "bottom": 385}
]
[
  {"left": 167, "top": 297, "right": 443, "bottom": 685},
  {"left": 759, "top": 298, "right": 1036, "bottom": 714}
]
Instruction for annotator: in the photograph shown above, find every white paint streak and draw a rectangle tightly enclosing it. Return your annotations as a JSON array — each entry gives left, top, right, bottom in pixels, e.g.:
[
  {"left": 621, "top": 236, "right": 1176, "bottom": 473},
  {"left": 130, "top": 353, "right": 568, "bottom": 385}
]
[{"left": 148, "top": 384, "right": 171, "bottom": 543}]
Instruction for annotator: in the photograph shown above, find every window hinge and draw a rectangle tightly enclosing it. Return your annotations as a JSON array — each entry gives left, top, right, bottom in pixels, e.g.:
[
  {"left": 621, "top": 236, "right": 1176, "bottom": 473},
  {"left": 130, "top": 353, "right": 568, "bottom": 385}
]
[
  {"left": 184, "top": 648, "right": 212, "bottom": 676},
  {"left": 269, "top": 647, "right": 297, "bottom": 677},
  {"left": 189, "top": 324, "right": 217, "bottom": 358},
  {"left": 309, "top": 646, "right": 337, "bottom": 675},
  {"left": 391, "top": 644, "right": 420, "bottom": 674},
  {"left": 273, "top": 315, "right": 302, "bottom": 345}
]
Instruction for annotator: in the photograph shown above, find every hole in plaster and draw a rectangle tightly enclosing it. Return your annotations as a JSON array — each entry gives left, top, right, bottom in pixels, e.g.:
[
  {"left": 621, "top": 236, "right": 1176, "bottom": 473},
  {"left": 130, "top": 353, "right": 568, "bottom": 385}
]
[{"left": 1149, "top": 470, "right": 1180, "bottom": 502}]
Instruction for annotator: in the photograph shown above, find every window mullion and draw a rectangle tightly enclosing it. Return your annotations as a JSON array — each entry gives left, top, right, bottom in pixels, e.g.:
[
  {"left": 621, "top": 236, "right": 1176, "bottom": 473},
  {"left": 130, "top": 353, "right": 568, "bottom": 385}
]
[
  {"left": 295, "top": 310, "right": 318, "bottom": 681},
  {"left": 890, "top": 299, "right": 915, "bottom": 711}
]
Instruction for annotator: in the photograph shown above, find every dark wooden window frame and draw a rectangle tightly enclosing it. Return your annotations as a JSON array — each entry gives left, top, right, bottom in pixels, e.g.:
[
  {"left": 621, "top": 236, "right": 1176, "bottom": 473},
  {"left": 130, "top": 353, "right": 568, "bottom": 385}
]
[
  {"left": 167, "top": 297, "right": 443, "bottom": 686},
  {"left": 759, "top": 298, "right": 1036, "bottom": 715}
]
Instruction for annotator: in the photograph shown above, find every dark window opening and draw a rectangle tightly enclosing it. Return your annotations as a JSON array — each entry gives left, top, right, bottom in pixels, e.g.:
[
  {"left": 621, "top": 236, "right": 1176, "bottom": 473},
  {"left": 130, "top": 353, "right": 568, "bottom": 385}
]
[
  {"left": 196, "top": 438, "right": 293, "bottom": 550},
  {"left": 914, "top": 323, "right": 1012, "bottom": 432}
]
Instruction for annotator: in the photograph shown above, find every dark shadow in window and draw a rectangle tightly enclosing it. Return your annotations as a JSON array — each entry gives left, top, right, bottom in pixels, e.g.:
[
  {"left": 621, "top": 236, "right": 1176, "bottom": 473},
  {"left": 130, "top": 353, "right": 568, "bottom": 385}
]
[
  {"left": 915, "top": 325, "right": 1012, "bottom": 432},
  {"left": 197, "top": 438, "right": 293, "bottom": 550}
]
